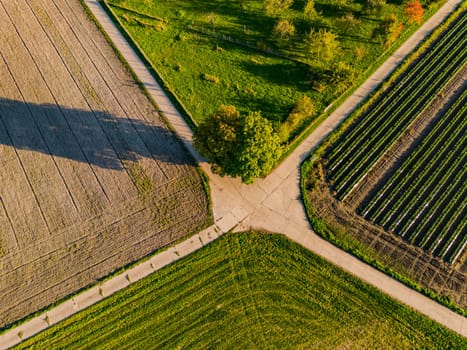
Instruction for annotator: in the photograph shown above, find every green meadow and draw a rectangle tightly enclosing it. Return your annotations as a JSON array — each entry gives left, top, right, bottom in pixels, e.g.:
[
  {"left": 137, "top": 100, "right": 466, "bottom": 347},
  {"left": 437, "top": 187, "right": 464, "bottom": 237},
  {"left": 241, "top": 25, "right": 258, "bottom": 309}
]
[{"left": 105, "top": 0, "right": 439, "bottom": 140}]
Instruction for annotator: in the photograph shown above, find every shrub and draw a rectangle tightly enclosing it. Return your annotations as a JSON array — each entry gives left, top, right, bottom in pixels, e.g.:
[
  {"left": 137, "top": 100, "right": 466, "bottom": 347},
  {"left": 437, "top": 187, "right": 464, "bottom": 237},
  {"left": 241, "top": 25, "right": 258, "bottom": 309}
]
[
  {"left": 273, "top": 19, "right": 296, "bottom": 41},
  {"left": 304, "top": 0, "right": 318, "bottom": 20},
  {"left": 278, "top": 96, "right": 316, "bottom": 141},
  {"left": 202, "top": 73, "right": 220, "bottom": 84}
]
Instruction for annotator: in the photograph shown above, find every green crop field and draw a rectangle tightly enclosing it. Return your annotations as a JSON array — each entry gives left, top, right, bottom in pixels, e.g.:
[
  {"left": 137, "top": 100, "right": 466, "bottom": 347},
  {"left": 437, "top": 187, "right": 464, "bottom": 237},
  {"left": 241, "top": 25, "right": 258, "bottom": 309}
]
[
  {"left": 302, "top": 6, "right": 467, "bottom": 311},
  {"left": 104, "top": 0, "right": 440, "bottom": 141},
  {"left": 325, "top": 10, "right": 466, "bottom": 262},
  {"left": 16, "top": 233, "right": 467, "bottom": 349}
]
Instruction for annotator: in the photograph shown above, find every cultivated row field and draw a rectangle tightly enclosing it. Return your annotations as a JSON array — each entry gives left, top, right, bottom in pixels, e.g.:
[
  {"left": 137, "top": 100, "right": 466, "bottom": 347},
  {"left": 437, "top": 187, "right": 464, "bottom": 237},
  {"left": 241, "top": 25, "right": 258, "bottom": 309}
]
[
  {"left": 304, "top": 8, "right": 466, "bottom": 308},
  {"left": 325, "top": 10, "right": 466, "bottom": 263},
  {"left": 0, "top": 0, "right": 208, "bottom": 328},
  {"left": 16, "top": 233, "right": 467, "bottom": 349}
]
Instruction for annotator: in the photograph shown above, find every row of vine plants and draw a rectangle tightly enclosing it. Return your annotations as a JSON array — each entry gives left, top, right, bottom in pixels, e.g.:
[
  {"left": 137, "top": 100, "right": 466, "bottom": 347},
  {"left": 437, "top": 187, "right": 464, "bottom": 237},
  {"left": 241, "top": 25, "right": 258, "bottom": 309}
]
[
  {"left": 360, "top": 90, "right": 466, "bottom": 262},
  {"left": 325, "top": 12, "right": 466, "bottom": 200}
]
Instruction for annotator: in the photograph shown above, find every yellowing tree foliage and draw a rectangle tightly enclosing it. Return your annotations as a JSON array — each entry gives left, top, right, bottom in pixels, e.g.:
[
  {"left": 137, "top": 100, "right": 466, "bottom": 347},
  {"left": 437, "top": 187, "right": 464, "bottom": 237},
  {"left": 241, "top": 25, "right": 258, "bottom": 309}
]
[
  {"left": 306, "top": 29, "right": 339, "bottom": 62},
  {"left": 274, "top": 19, "right": 296, "bottom": 41},
  {"left": 264, "top": 0, "right": 294, "bottom": 16}
]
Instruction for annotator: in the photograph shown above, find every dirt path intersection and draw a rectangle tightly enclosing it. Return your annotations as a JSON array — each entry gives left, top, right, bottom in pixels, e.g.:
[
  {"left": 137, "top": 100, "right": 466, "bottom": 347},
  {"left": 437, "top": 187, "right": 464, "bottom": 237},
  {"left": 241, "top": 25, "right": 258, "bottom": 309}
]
[{"left": 0, "top": 0, "right": 465, "bottom": 347}]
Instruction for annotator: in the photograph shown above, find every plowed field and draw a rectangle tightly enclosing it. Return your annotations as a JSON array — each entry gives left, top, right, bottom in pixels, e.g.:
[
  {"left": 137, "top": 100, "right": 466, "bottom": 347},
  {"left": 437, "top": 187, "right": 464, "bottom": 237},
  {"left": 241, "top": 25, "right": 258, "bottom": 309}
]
[{"left": 0, "top": 0, "right": 208, "bottom": 328}]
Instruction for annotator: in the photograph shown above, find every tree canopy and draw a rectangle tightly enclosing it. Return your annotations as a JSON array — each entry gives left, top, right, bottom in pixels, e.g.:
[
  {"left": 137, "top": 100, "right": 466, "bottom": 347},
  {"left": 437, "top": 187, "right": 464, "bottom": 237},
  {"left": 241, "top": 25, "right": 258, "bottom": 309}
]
[
  {"left": 194, "top": 105, "right": 283, "bottom": 184},
  {"left": 306, "top": 29, "right": 339, "bottom": 63},
  {"left": 264, "top": 0, "right": 294, "bottom": 16},
  {"left": 373, "top": 13, "right": 403, "bottom": 48},
  {"left": 273, "top": 19, "right": 296, "bottom": 42},
  {"left": 405, "top": 0, "right": 424, "bottom": 25}
]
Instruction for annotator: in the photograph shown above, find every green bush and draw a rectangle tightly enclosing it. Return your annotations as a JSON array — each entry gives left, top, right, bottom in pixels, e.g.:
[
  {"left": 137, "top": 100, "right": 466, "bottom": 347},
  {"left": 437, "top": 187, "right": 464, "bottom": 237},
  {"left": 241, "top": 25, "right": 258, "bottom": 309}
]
[
  {"left": 201, "top": 73, "right": 220, "bottom": 84},
  {"left": 278, "top": 95, "right": 316, "bottom": 141}
]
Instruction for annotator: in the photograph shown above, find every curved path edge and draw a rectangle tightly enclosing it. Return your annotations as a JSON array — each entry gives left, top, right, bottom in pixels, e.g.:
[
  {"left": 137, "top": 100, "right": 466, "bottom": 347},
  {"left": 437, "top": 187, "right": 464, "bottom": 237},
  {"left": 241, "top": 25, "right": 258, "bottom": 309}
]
[{"left": 1, "top": 0, "right": 465, "bottom": 347}]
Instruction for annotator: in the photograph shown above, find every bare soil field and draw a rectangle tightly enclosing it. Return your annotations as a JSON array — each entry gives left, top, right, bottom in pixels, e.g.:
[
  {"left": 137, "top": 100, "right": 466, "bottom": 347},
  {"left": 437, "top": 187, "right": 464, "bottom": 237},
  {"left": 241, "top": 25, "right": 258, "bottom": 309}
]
[{"left": 0, "top": 0, "right": 208, "bottom": 328}]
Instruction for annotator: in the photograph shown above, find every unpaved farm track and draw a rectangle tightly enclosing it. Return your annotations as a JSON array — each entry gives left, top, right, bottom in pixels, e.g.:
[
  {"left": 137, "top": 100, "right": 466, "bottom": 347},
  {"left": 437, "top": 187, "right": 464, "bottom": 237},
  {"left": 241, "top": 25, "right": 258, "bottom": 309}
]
[{"left": 0, "top": 0, "right": 208, "bottom": 328}]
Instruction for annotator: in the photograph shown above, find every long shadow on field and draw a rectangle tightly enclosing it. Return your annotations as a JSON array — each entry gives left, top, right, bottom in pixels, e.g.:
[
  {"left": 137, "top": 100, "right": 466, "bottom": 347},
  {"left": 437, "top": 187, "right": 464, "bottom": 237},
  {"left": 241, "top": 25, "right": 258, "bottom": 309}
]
[{"left": 0, "top": 98, "right": 193, "bottom": 170}]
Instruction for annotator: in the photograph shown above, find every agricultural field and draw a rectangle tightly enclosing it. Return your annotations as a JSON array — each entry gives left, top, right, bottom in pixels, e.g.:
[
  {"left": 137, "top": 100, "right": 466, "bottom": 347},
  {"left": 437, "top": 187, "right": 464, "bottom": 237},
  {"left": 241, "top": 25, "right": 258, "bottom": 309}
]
[
  {"left": 0, "top": 0, "right": 208, "bottom": 329},
  {"left": 303, "top": 7, "right": 467, "bottom": 308},
  {"left": 15, "top": 233, "right": 467, "bottom": 349},
  {"left": 105, "top": 0, "right": 441, "bottom": 141}
]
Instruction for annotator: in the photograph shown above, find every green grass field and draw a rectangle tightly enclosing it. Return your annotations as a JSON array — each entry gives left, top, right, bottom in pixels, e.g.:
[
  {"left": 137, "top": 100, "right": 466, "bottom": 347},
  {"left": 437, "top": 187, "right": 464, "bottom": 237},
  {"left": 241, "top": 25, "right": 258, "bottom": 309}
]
[
  {"left": 16, "top": 233, "right": 466, "bottom": 349},
  {"left": 105, "top": 0, "right": 440, "bottom": 139}
]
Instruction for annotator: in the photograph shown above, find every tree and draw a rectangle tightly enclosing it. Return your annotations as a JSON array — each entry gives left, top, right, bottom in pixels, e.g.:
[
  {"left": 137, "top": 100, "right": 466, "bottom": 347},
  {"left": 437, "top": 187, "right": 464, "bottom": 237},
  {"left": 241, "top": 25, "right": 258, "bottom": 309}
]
[
  {"left": 306, "top": 29, "right": 339, "bottom": 62},
  {"left": 194, "top": 105, "right": 282, "bottom": 184},
  {"left": 373, "top": 13, "right": 403, "bottom": 48},
  {"left": 236, "top": 112, "right": 283, "bottom": 183},
  {"left": 303, "top": 0, "right": 318, "bottom": 20},
  {"left": 273, "top": 19, "right": 296, "bottom": 42},
  {"left": 405, "top": 0, "right": 424, "bottom": 25},
  {"left": 367, "top": 0, "right": 386, "bottom": 15},
  {"left": 264, "top": 0, "right": 294, "bottom": 16},
  {"left": 193, "top": 105, "right": 241, "bottom": 176}
]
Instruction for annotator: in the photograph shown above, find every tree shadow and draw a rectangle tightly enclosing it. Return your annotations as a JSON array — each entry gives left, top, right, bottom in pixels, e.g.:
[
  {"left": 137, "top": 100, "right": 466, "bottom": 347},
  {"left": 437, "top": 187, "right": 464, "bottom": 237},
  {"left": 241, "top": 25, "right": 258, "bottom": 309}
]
[
  {"left": 0, "top": 98, "right": 192, "bottom": 170},
  {"left": 239, "top": 61, "right": 310, "bottom": 91}
]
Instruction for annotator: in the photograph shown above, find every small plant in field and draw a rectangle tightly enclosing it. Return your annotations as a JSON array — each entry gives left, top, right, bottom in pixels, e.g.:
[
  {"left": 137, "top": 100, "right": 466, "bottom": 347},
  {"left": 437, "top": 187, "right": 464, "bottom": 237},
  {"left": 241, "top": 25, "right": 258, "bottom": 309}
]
[
  {"left": 249, "top": 55, "right": 263, "bottom": 65},
  {"left": 152, "top": 22, "right": 166, "bottom": 32},
  {"left": 176, "top": 9, "right": 186, "bottom": 18},
  {"left": 121, "top": 13, "right": 131, "bottom": 23},
  {"left": 201, "top": 73, "right": 220, "bottom": 84},
  {"left": 175, "top": 32, "right": 189, "bottom": 41},
  {"left": 205, "top": 12, "right": 219, "bottom": 26},
  {"left": 355, "top": 46, "right": 366, "bottom": 60}
]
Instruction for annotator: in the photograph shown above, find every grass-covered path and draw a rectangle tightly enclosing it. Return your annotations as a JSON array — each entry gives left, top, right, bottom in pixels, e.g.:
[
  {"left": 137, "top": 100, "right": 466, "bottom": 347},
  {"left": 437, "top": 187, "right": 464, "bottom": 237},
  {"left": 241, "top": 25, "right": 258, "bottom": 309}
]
[{"left": 1, "top": 0, "right": 465, "bottom": 347}]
